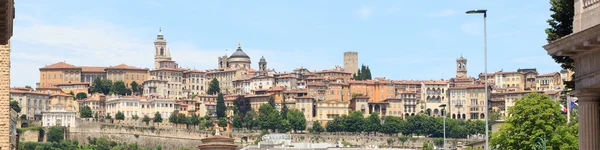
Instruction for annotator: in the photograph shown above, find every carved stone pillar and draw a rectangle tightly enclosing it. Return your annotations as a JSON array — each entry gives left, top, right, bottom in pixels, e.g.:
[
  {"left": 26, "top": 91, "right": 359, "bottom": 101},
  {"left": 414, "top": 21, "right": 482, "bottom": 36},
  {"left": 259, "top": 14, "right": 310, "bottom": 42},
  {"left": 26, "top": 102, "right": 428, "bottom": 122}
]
[{"left": 577, "top": 92, "right": 600, "bottom": 150}]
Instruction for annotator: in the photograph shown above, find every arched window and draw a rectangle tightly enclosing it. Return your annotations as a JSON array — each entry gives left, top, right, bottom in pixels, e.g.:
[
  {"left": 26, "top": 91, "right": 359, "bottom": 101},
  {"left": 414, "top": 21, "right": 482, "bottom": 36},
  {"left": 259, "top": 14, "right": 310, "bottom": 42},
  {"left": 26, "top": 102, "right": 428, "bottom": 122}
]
[{"left": 160, "top": 47, "right": 164, "bottom": 55}]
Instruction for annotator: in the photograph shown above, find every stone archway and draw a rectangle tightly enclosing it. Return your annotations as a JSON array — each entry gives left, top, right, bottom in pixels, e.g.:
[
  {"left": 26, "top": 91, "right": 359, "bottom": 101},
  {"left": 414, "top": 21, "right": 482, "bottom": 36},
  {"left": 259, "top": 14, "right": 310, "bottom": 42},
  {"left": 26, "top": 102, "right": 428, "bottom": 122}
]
[
  {"left": 452, "top": 114, "right": 456, "bottom": 119},
  {"left": 480, "top": 113, "right": 485, "bottom": 119}
]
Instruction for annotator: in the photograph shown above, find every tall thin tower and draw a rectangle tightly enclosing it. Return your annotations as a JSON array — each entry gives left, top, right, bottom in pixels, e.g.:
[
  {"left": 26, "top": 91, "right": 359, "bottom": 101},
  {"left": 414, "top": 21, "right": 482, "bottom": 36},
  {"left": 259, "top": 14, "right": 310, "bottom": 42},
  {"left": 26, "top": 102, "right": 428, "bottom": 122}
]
[{"left": 344, "top": 51, "right": 358, "bottom": 75}]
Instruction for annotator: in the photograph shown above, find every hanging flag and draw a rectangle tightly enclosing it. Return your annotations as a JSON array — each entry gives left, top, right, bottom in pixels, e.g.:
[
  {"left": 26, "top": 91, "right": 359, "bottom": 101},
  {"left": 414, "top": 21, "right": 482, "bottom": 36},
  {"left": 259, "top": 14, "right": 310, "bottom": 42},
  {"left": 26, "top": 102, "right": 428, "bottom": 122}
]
[
  {"left": 560, "top": 104, "right": 567, "bottom": 113},
  {"left": 570, "top": 100, "right": 578, "bottom": 109}
]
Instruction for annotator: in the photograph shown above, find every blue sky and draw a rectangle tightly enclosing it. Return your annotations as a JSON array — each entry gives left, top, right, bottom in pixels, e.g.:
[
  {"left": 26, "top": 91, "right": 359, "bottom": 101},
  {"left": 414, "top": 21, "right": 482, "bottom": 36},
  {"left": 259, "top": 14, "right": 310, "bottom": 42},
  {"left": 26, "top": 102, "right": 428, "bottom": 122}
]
[{"left": 12, "top": 0, "right": 560, "bottom": 87}]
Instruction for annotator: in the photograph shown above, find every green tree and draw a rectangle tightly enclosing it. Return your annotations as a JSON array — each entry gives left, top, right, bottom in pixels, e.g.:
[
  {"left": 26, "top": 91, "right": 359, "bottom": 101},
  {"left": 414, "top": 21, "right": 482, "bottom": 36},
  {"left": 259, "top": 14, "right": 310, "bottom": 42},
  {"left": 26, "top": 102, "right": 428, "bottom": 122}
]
[
  {"left": 218, "top": 117, "right": 228, "bottom": 130},
  {"left": 326, "top": 115, "right": 347, "bottom": 132},
  {"left": 546, "top": 0, "right": 575, "bottom": 71},
  {"left": 287, "top": 109, "right": 306, "bottom": 133},
  {"left": 490, "top": 93, "right": 578, "bottom": 149},
  {"left": 169, "top": 112, "right": 178, "bottom": 127},
  {"left": 191, "top": 114, "right": 200, "bottom": 129},
  {"left": 205, "top": 119, "right": 215, "bottom": 130},
  {"left": 90, "top": 78, "right": 113, "bottom": 95},
  {"left": 177, "top": 113, "right": 187, "bottom": 128},
  {"left": 398, "top": 136, "right": 409, "bottom": 148},
  {"left": 24, "top": 85, "right": 32, "bottom": 90},
  {"left": 142, "top": 115, "right": 151, "bottom": 126},
  {"left": 75, "top": 92, "right": 87, "bottom": 100},
  {"left": 279, "top": 119, "right": 292, "bottom": 133},
  {"left": 47, "top": 126, "right": 64, "bottom": 143},
  {"left": 353, "top": 64, "right": 372, "bottom": 80},
  {"left": 346, "top": 111, "right": 365, "bottom": 132},
  {"left": 280, "top": 100, "right": 289, "bottom": 120},
  {"left": 433, "top": 138, "right": 443, "bottom": 148},
  {"left": 10, "top": 100, "right": 21, "bottom": 113},
  {"left": 94, "top": 112, "right": 98, "bottom": 121},
  {"left": 20, "top": 114, "right": 26, "bottom": 120},
  {"left": 422, "top": 141, "right": 434, "bottom": 150},
  {"left": 130, "top": 81, "right": 139, "bottom": 95},
  {"left": 115, "top": 111, "right": 125, "bottom": 122},
  {"left": 106, "top": 113, "right": 112, "bottom": 120},
  {"left": 111, "top": 81, "right": 132, "bottom": 96},
  {"left": 382, "top": 116, "right": 405, "bottom": 135},
  {"left": 69, "top": 91, "right": 75, "bottom": 96},
  {"left": 311, "top": 121, "right": 325, "bottom": 133},
  {"left": 364, "top": 112, "right": 382, "bottom": 135},
  {"left": 207, "top": 78, "right": 220, "bottom": 95},
  {"left": 216, "top": 93, "right": 226, "bottom": 118},
  {"left": 79, "top": 105, "right": 93, "bottom": 118},
  {"left": 258, "top": 104, "right": 280, "bottom": 132},
  {"left": 232, "top": 114, "right": 242, "bottom": 128},
  {"left": 153, "top": 112, "right": 163, "bottom": 126},
  {"left": 132, "top": 114, "right": 139, "bottom": 121},
  {"left": 243, "top": 110, "right": 257, "bottom": 129},
  {"left": 268, "top": 96, "right": 276, "bottom": 107}
]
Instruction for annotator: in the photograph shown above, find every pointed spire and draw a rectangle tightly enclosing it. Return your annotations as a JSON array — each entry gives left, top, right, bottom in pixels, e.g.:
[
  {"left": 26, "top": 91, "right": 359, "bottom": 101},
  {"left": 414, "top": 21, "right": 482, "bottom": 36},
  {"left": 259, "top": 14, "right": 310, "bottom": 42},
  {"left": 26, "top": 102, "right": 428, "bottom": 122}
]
[
  {"left": 167, "top": 48, "right": 171, "bottom": 57},
  {"left": 238, "top": 40, "right": 241, "bottom": 47}
]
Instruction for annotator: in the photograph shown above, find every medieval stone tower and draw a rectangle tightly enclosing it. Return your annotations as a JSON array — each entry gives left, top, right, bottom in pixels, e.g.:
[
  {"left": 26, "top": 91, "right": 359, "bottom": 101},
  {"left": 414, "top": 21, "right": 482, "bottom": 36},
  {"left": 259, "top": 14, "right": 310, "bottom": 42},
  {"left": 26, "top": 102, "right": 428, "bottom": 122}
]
[
  {"left": 154, "top": 29, "right": 171, "bottom": 69},
  {"left": 456, "top": 56, "right": 467, "bottom": 78},
  {"left": 344, "top": 51, "right": 358, "bottom": 75},
  {"left": 259, "top": 56, "right": 267, "bottom": 71}
]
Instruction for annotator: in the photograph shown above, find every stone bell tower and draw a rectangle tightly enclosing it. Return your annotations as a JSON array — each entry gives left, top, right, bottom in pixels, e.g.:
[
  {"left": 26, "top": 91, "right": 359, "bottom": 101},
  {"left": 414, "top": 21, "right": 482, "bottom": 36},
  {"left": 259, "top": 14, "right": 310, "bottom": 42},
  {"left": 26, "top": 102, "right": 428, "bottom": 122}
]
[
  {"left": 154, "top": 28, "right": 171, "bottom": 69},
  {"left": 456, "top": 55, "right": 467, "bottom": 78}
]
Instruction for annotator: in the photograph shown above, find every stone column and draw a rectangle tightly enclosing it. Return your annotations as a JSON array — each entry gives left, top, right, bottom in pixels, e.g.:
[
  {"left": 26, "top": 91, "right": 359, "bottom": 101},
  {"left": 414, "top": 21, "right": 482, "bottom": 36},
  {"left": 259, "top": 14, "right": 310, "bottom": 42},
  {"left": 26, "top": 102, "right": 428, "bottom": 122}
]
[{"left": 577, "top": 93, "right": 600, "bottom": 150}]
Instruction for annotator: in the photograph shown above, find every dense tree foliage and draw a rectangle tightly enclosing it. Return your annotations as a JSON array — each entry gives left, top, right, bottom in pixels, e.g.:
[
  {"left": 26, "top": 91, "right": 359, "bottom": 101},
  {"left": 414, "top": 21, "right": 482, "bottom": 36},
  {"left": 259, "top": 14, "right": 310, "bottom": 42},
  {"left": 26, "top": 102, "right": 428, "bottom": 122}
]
[
  {"left": 234, "top": 96, "right": 251, "bottom": 118},
  {"left": 364, "top": 112, "right": 382, "bottom": 135},
  {"left": 10, "top": 100, "right": 21, "bottom": 113},
  {"left": 491, "top": 93, "right": 578, "bottom": 149},
  {"left": 142, "top": 115, "right": 151, "bottom": 125},
  {"left": 111, "top": 81, "right": 132, "bottom": 96},
  {"left": 218, "top": 117, "right": 228, "bottom": 129},
  {"left": 243, "top": 110, "right": 258, "bottom": 129},
  {"left": 258, "top": 104, "right": 280, "bottom": 132},
  {"left": 90, "top": 78, "right": 112, "bottom": 95},
  {"left": 207, "top": 78, "right": 220, "bottom": 95},
  {"left": 546, "top": 0, "right": 575, "bottom": 71},
  {"left": 75, "top": 92, "right": 87, "bottom": 100},
  {"left": 79, "top": 106, "right": 93, "bottom": 118},
  {"left": 130, "top": 81, "right": 140, "bottom": 95},
  {"left": 20, "top": 136, "right": 168, "bottom": 150},
  {"left": 280, "top": 100, "right": 289, "bottom": 119},
  {"left": 153, "top": 112, "right": 163, "bottom": 126},
  {"left": 47, "top": 127, "right": 64, "bottom": 143},
  {"left": 287, "top": 109, "right": 307, "bottom": 133},
  {"left": 216, "top": 93, "right": 226, "bottom": 118},
  {"left": 232, "top": 114, "right": 243, "bottom": 128},
  {"left": 353, "top": 64, "right": 372, "bottom": 80},
  {"left": 115, "top": 111, "right": 125, "bottom": 121},
  {"left": 310, "top": 121, "right": 325, "bottom": 133}
]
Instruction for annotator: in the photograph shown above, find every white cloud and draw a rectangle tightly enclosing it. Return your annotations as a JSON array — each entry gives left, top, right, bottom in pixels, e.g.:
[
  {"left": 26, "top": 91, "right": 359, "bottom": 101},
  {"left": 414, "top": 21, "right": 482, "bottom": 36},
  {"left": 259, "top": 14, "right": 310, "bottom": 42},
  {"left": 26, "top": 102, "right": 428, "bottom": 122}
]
[
  {"left": 428, "top": 9, "right": 457, "bottom": 17},
  {"left": 10, "top": 16, "right": 332, "bottom": 87},
  {"left": 357, "top": 6, "right": 373, "bottom": 19}
]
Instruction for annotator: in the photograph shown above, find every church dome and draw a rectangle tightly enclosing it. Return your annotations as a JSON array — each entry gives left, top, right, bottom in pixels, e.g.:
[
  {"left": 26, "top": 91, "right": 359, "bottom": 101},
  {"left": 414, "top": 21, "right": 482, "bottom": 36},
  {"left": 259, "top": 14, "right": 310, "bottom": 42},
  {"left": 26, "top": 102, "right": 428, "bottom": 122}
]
[
  {"left": 230, "top": 47, "right": 250, "bottom": 58},
  {"left": 259, "top": 56, "right": 266, "bottom": 62}
]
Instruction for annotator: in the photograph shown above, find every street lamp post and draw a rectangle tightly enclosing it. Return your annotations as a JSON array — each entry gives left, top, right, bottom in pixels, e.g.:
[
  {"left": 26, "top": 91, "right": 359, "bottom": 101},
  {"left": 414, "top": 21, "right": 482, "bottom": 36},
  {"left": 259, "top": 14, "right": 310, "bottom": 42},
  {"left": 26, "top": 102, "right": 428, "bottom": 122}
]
[
  {"left": 466, "top": 9, "right": 488, "bottom": 150},
  {"left": 439, "top": 104, "right": 447, "bottom": 150}
]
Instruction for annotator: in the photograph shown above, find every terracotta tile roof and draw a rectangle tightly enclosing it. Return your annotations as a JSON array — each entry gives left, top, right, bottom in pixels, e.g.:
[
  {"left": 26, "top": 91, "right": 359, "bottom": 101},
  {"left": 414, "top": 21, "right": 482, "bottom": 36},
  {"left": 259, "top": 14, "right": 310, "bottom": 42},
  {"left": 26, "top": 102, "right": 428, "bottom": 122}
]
[
  {"left": 9, "top": 89, "right": 49, "bottom": 95},
  {"left": 453, "top": 77, "right": 475, "bottom": 82},
  {"left": 252, "top": 75, "right": 274, "bottom": 79},
  {"left": 106, "top": 64, "right": 148, "bottom": 71},
  {"left": 276, "top": 74, "right": 297, "bottom": 79},
  {"left": 36, "top": 86, "right": 62, "bottom": 90},
  {"left": 153, "top": 68, "right": 181, "bottom": 71},
  {"left": 422, "top": 80, "right": 448, "bottom": 85},
  {"left": 467, "top": 84, "right": 486, "bottom": 89},
  {"left": 449, "top": 86, "right": 468, "bottom": 90},
  {"left": 245, "top": 94, "right": 273, "bottom": 98},
  {"left": 184, "top": 69, "right": 206, "bottom": 73},
  {"left": 284, "top": 89, "right": 308, "bottom": 93},
  {"left": 50, "top": 93, "right": 72, "bottom": 97},
  {"left": 538, "top": 72, "right": 559, "bottom": 77},
  {"left": 544, "top": 90, "right": 561, "bottom": 95},
  {"left": 56, "top": 82, "right": 90, "bottom": 86},
  {"left": 393, "top": 80, "right": 422, "bottom": 84},
  {"left": 40, "top": 62, "right": 77, "bottom": 69},
  {"left": 496, "top": 71, "right": 520, "bottom": 75},
  {"left": 268, "top": 86, "right": 285, "bottom": 91},
  {"left": 80, "top": 66, "right": 107, "bottom": 73},
  {"left": 317, "top": 100, "right": 349, "bottom": 104},
  {"left": 206, "top": 69, "right": 239, "bottom": 74}
]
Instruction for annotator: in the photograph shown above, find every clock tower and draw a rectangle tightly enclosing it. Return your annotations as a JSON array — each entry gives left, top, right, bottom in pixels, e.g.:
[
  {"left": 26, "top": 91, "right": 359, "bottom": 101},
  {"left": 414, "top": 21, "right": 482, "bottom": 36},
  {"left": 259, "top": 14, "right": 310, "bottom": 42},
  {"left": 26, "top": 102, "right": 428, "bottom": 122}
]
[{"left": 456, "top": 56, "right": 467, "bottom": 78}]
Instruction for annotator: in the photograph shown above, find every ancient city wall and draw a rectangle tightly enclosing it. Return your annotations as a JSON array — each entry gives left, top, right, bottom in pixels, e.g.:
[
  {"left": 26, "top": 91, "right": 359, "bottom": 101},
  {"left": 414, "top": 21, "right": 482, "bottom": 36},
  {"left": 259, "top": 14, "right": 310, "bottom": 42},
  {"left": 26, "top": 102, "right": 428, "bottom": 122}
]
[{"left": 60, "top": 121, "right": 484, "bottom": 149}]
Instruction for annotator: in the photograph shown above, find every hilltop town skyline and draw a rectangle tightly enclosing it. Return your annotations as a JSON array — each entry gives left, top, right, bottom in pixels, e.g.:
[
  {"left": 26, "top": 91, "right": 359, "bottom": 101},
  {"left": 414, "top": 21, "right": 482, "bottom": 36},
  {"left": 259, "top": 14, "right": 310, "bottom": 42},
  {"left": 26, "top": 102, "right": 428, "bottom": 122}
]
[{"left": 10, "top": 0, "right": 561, "bottom": 87}]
